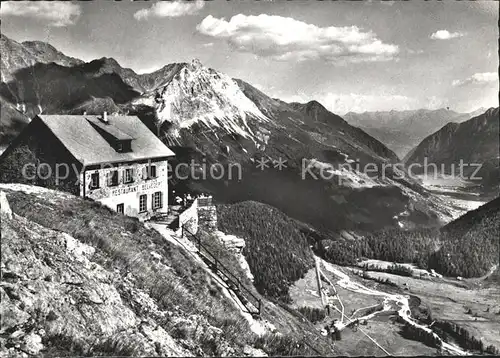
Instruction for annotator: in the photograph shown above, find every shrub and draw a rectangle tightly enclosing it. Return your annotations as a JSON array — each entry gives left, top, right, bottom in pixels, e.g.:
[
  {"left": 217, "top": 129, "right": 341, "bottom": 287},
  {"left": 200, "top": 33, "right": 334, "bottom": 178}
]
[
  {"left": 297, "top": 306, "right": 326, "bottom": 323},
  {"left": 253, "top": 333, "right": 317, "bottom": 357},
  {"left": 124, "top": 219, "right": 140, "bottom": 233}
]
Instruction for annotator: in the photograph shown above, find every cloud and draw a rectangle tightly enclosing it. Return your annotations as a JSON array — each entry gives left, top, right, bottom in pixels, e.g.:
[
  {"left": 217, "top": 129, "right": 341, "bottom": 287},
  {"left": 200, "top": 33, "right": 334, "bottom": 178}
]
[
  {"left": 430, "top": 30, "right": 464, "bottom": 40},
  {"left": 452, "top": 72, "right": 498, "bottom": 87},
  {"left": 196, "top": 14, "right": 399, "bottom": 63},
  {"left": 0, "top": 1, "right": 81, "bottom": 27},
  {"left": 134, "top": 0, "right": 204, "bottom": 20}
]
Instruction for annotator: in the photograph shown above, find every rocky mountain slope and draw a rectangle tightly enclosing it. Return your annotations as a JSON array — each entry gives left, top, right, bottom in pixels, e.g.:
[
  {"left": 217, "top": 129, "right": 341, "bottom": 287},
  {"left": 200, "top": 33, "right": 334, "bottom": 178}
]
[
  {"left": 0, "top": 59, "right": 140, "bottom": 117},
  {"left": 0, "top": 35, "right": 86, "bottom": 145},
  {"left": 0, "top": 35, "right": 83, "bottom": 83},
  {"left": 404, "top": 107, "right": 499, "bottom": 195},
  {"left": 0, "top": 188, "right": 228, "bottom": 356},
  {"left": 432, "top": 196, "right": 500, "bottom": 277},
  {"left": 0, "top": 95, "right": 30, "bottom": 148},
  {"left": 344, "top": 109, "right": 474, "bottom": 158},
  {"left": 0, "top": 34, "right": 461, "bottom": 233},
  {"left": 1, "top": 185, "right": 341, "bottom": 357},
  {"left": 133, "top": 59, "right": 270, "bottom": 144},
  {"left": 443, "top": 195, "right": 500, "bottom": 235}
]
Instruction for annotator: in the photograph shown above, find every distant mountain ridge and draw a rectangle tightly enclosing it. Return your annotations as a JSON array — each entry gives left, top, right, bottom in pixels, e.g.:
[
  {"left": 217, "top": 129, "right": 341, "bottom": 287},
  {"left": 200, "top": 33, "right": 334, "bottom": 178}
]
[
  {"left": 432, "top": 195, "right": 500, "bottom": 277},
  {"left": 344, "top": 108, "right": 477, "bottom": 158},
  {"left": 83, "top": 57, "right": 186, "bottom": 94},
  {"left": 404, "top": 107, "right": 499, "bottom": 195},
  {"left": 0, "top": 35, "right": 83, "bottom": 83}
]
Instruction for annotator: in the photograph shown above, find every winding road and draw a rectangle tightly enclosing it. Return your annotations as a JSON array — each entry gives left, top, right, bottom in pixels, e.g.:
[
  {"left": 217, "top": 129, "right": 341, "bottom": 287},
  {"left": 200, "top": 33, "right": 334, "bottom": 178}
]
[{"left": 318, "top": 256, "right": 469, "bottom": 356}]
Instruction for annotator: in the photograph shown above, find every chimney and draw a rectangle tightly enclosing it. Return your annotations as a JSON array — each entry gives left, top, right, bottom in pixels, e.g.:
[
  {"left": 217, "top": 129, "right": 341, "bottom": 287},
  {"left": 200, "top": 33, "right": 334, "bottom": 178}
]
[{"left": 102, "top": 111, "right": 108, "bottom": 123}]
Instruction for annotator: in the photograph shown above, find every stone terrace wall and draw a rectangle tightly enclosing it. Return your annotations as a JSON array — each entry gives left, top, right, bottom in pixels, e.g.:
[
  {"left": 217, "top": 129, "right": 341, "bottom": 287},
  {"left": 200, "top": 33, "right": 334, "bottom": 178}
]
[
  {"left": 198, "top": 195, "right": 217, "bottom": 232},
  {"left": 176, "top": 195, "right": 218, "bottom": 236},
  {"left": 178, "top": 198, "right": 199, "bottom": 235}
]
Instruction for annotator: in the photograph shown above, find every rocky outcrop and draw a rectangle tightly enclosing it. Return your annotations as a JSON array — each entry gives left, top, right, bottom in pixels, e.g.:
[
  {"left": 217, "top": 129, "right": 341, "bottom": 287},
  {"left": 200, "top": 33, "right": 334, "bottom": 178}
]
[
  {"left": 212, "top": 230, "right": 254, "bottom": 283},
  {"left": 243, "top": 345, "right": 268, "bottom": 357},
  {"left": 214, "top": 230, "right": 246, "bottom": 253}
]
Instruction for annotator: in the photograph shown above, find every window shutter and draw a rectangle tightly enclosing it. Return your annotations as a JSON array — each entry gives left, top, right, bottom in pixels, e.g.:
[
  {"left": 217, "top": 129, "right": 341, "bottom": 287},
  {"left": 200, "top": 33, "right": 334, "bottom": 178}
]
[{"left": 142, "top": 166, "right": 147, "bottom": 179}]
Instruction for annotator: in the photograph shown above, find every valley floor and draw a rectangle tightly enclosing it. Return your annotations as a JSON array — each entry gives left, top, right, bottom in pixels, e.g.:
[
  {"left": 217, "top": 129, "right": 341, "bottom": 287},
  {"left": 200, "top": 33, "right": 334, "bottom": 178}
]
[
  {"left": 415, "top": 174, "right": 489, "bottom": 220},
  {"left": 290, "top": 257, "right": 500, "bottom": 356}
]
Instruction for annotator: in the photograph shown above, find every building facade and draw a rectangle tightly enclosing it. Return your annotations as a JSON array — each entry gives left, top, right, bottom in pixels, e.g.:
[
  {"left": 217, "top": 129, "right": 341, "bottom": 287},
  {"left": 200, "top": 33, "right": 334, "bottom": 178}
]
[
  {"left": 0, "top": 113, "right": 175, "bottom": 220},
  {"left": 81, "top": 159, "right": 170, "bottom": 219}
]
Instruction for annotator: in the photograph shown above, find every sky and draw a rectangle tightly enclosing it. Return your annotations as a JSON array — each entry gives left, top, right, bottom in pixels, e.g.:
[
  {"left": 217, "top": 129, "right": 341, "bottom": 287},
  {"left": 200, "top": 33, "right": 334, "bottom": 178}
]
[{"left": 1, "top": 0, "right": 498, "bottom": 114}]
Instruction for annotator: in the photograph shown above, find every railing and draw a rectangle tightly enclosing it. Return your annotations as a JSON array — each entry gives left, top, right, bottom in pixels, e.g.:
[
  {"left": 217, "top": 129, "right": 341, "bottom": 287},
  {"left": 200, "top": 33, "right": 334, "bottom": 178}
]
[{"left": 182, "top": 225, "right": 262, "bottom": 316}]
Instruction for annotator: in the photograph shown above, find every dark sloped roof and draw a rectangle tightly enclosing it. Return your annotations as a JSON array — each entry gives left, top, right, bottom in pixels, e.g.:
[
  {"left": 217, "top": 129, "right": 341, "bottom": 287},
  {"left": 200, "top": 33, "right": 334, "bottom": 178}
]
[
  {"left": 37, "top": 115, "right": 174, "bottom": 165},
  {"left": 87, "top": 118, "right": 134, "bottom": 141}
]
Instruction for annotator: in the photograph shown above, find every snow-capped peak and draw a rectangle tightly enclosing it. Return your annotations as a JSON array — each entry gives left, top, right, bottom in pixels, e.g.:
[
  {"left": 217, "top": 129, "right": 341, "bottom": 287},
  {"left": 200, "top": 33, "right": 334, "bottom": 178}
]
[{"left": 139, "top": 59, "right": 269, "bottom": 139}]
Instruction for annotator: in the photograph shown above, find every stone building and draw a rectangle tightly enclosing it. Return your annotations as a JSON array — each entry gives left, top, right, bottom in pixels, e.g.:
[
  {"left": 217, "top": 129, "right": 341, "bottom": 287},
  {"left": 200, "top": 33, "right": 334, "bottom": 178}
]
[{"left": 0, "top": 112, "right": 175, "bottom": 220}]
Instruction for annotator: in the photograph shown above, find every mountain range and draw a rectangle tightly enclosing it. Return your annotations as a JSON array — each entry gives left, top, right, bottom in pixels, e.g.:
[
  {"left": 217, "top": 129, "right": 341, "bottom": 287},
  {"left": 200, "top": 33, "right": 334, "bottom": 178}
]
[
  {"left": 0, "top": 34, "right": 491, "bottom": 234},
  {"left": 344, "top": 108, "right": 485, "bottom": 159}
]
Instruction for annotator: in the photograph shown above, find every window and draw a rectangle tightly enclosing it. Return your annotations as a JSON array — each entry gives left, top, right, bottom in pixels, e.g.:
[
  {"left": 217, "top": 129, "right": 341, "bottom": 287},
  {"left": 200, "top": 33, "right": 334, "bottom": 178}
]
[
  {"left": 143, "top": 164, "right": 157, "bottom": 180},
  {"left": 115, "top": 140, "right": 132, "bottom": 153},
  {"left": 150, "top": 165, "right": 157, "bottom": 179},
  {"left": 107, "top": 170, "right": 119, "bottom": 187},
  {"left": 139, "top": 194, "right": 147, "bottom": 213},
  {"left": 116, "top": 203, "right": 124, "bottom": 214},
  {"left": 90, "top": 172, "right": 99, "bottom": 189},
  {"left": 124, "top": 168, "right": 134, "bottom": 184},
  {"left": 152, "top": 192, "right": 163, "bottom": 210}
]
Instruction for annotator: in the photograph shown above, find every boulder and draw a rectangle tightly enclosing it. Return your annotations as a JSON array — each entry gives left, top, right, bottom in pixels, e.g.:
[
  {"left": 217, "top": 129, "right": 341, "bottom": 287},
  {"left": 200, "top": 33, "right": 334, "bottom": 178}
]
[
  {"left": 243, "top": 345, "right": 268, "bottom": 357},
  {"left": 0, "top": 191, "right": 13, "bottom": 219},
  {"left": 63, "top": 232, "right": 95, "bottom": 262},
  {"left": 21, "top": 333, "right": 44, "bottom": 355}
]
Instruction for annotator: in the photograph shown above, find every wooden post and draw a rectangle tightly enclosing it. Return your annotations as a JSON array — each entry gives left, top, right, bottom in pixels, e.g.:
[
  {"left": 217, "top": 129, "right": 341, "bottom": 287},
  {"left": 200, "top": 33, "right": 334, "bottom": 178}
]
[{"left": 315, "top": 257, "right": 326, "bottom": 307}]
